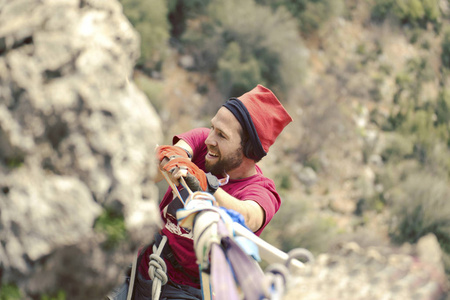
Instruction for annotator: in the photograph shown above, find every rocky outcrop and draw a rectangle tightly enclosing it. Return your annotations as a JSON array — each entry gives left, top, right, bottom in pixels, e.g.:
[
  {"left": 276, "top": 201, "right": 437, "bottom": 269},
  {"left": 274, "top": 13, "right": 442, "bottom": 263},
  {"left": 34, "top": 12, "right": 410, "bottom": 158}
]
[{"left": 0, "top": 0, "right": 162, "bottom": 298}]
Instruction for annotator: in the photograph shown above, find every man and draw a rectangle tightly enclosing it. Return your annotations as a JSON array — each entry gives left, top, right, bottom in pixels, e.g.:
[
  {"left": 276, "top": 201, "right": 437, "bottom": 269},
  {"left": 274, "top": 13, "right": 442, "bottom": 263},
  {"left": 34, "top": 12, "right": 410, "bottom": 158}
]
[{"left": 129, "top": 84, "right": 292, "bottom": 300}]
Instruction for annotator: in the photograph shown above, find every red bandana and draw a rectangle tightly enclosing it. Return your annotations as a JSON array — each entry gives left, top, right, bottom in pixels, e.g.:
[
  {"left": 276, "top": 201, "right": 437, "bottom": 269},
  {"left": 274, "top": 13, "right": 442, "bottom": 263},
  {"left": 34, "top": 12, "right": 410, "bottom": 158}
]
[{"left": 237, "top": 85, "right": 293, "bottom": 154}]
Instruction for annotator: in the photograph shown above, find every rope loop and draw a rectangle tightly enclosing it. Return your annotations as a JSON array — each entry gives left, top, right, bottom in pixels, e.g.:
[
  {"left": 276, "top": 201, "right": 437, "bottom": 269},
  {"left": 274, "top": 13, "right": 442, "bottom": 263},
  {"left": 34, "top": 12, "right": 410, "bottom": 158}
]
[
  {"left": 263, "top": 263, "right": 289, "bottom": 299},
  {"left": 286, "top": 248, "right": 315, "bottom": 268}
]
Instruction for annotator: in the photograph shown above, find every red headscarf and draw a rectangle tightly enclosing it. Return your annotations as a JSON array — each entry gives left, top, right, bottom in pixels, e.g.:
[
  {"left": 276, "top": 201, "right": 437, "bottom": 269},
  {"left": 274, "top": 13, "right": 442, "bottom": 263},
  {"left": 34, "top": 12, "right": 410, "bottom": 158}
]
[{"left": 236, "top": 84, "right": 292, "bottom": 154}]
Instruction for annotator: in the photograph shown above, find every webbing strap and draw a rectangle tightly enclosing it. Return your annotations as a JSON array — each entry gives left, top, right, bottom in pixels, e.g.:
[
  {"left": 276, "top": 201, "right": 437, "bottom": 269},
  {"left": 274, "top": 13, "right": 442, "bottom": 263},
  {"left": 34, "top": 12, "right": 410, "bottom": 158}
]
[
  {"left": 210, "top": 243, "right": 240, "bottom": 300},
  {"left": 223, "top": 235, "right": 266, "bottom": 300}
]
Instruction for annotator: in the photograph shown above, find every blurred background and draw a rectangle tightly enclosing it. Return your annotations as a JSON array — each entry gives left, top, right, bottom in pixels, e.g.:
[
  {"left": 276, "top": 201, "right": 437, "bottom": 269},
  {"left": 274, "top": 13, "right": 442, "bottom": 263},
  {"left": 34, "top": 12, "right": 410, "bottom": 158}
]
[
  {"left": 1, "top": 0, "right": 450, "bottom": 298},
  {"left": 125, "top": 0, "right": 450, "bottom": 274}
]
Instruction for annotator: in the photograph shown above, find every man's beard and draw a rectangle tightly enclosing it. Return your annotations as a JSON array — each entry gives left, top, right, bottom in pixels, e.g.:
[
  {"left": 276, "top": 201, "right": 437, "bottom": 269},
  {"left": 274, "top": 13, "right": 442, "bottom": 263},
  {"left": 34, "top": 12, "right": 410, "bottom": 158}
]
[{"left": 205, "top": 146, "right": 243, "bottom": 176}]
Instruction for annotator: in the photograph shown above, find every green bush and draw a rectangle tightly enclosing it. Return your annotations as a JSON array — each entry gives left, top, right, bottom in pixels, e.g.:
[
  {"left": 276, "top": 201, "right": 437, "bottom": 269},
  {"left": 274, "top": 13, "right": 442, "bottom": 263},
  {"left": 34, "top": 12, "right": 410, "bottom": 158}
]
[
  {"left": 442, "top": 28, "right": 450, "bottom": 69},
  {"left": 400, "top": 109, "right": 447, "bottom": 163},
  {"left": 371, "top": 0, "right": 441, "bottom": 28},
  {"left": 387, "top": 56, "right": 437, "bottom": 131},
  {"left": 182, "top": 0, "right": 307, "bottom": 97},
  {"left": 4, "top": 156, "right": 24, "bottom": 169},
  {"left": 388, "top": 172, "right": 450, "bottom": 255},
  {"left": 395, "top": 0, "right": 426, "bottom": 24},
  {"left": 94, "top": 208, "right": 127, "bottom": 250},
  {"left": 120, "top": 0, "right": 170, "bottom": 69},
  {"left": 0, "top": 284, "right": 21, "bottom": 300},
  {"left": 421, "top": 0, "right": 441, "bottom": 25},
  {"left": 41, "top": 291, "right": 67, "bottom": 300},
  {"left": 167, "top": 0, "right": 212, "bottom": 37},
  {"left": 393, "top": 57, "right": 435, "bottom": 106},
  {"left": 261, "top": 193, "right": 339, "bottom": 255},
  {"left": 216, "top": 42, "right": 264, "bottom": 96},
  {"left": 435, "top": 90, "right": 450, "bottom": 141},
  {"left": 380, "top": 133, "right": 414, "bottom": 162},
  {"left": 297, "top": 0, "right": 344, "bottom": 35},
  {"left": 273, "top": 169, "right": 292, "bottom": 191},
  {"left": 371, "top": 0, "right": 395, "bottom": 22},
  {"left": 256, "top": 0, "right": 343, "bottom": 35}
]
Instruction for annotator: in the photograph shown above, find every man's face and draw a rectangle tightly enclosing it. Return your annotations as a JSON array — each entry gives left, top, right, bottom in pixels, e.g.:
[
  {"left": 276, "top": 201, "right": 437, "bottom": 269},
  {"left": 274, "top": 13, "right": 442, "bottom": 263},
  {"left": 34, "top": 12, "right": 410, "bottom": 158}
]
[{"left": 205, "top": 107, "right": 244, "bottom": 176}]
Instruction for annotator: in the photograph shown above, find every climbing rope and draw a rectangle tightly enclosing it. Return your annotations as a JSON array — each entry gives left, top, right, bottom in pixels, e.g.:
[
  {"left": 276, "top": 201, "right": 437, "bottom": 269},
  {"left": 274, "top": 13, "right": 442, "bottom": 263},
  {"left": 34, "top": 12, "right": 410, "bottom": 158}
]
[{"left": 148, "top": 235, "right": 169, "bottom": 300}]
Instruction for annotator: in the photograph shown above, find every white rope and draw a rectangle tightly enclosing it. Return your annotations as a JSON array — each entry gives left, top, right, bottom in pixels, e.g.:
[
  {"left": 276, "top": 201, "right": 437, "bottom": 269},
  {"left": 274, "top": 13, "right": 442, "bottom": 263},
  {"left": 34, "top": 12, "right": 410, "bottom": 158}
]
[{"left": 148, "top": 235, "right": 168, "bottom": 300}]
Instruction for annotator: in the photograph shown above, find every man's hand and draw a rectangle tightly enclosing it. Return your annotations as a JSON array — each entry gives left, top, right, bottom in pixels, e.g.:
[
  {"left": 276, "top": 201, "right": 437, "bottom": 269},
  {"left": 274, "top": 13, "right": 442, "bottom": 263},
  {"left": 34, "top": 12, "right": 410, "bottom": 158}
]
[
  {"left": 162, "top": 157, "right": 219, "bottom": 194},
  {"left": 184, "top": 172, "right": 220, "bottom": 194},
  {"left": 156, "top": 145, "right": 190, "bottom": 162},
  {"left": 156, "top": 145, "right": 191, "bottom": 183}
]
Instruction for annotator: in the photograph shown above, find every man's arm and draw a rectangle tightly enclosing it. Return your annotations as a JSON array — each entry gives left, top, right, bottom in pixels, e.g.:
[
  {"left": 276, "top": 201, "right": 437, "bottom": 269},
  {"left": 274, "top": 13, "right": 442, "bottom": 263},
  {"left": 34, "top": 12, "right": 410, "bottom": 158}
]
[
  {"left": 214, "top": 188, "right": 265, "bottom": 233},
  {"left": 173, "top": 140, "right": 193, "bottom": 158}
]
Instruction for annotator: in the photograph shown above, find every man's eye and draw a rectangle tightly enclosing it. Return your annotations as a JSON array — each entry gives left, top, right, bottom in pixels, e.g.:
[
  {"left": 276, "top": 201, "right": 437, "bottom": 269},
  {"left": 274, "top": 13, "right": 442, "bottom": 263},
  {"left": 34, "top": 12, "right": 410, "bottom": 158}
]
[{"left": 219, "top": 133, "right": 225, "bottom": 138}]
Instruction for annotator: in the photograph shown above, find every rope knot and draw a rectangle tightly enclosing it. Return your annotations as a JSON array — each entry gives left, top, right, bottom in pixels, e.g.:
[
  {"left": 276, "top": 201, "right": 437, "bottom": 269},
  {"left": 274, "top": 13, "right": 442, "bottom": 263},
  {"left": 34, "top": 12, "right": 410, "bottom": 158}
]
[{"left": 148, "top": 253, "right": 168, "bottom": 285}]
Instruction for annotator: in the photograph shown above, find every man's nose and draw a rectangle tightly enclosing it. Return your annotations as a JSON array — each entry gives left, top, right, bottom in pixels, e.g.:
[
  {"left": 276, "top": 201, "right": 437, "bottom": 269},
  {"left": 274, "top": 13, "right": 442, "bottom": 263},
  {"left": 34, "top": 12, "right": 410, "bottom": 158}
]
[{"left": 205, "top": 131, "right": 217, "bottom": 147}]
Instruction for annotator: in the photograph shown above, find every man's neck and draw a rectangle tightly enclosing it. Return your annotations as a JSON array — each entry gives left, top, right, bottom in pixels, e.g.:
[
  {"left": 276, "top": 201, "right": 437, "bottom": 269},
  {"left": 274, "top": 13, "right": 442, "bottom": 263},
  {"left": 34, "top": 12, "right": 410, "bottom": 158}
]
[{"left": 226, "top": 159, "right": 257, "bottom": 180}]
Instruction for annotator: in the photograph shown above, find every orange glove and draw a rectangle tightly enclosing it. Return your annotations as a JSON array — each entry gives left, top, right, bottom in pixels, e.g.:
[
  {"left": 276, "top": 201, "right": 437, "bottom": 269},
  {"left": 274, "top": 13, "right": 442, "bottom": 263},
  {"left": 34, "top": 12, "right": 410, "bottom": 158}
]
[
  {"left": 156, "top": 145, "right": 190, "bottom": 162},
  {"left": 162, "top": 157, "right": 219, "bottom": 194}
]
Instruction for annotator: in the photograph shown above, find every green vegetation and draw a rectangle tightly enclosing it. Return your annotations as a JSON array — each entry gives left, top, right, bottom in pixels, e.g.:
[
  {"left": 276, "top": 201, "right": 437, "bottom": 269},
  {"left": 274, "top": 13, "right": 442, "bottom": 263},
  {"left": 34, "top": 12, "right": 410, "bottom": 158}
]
[
  {"left": 256, "top": 0, "right": 344, "bottom": 35},
  {"left": 94, "top": 208, "right": 127, "bottom": 250},
  {"left": 0, "top": 284, "right": 21, "bottom": 300},
  {"left": 41, "top": 291, "right": 67, "bottom": 300},
  {"left": 121, "top": 0, "right": 310, "bottom": 98},
  {"left": 181, "top": 0, "right": 307, "bottom": 97},
  {"left": 388, "top": 172, "right": 450, "bottom": 272},
  {"left": 371, "top": 0, "right": 441, "bottom": 29},
  {"left": 261, "top": 193, "right": 339, "bottom": 255},
  {"left": 442, "top": 28, "right": 450, "bottom": 69},
  {"left": 371, "top": 22, "right": 450, "bottom": 276},
  {"left": 119, "top": 0, "right": 170, "bottom": 70},
  {"left": 4, "top": 156, "right": 24, "bottom": 169},
  {"left": 167, "top": 0, "right": 212, "bottom": 37}
]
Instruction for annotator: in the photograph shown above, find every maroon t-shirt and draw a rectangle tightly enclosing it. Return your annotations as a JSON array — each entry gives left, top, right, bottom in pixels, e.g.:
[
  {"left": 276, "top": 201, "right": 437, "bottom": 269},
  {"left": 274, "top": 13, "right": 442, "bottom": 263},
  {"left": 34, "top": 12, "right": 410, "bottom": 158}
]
[{"left": 139, "top": 128, "right": 281, "bottom": 288}]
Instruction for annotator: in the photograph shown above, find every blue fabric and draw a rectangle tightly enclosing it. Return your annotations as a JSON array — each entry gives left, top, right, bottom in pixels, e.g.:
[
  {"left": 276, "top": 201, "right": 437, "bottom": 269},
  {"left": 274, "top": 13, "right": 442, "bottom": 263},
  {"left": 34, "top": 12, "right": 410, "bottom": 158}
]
[
  {"left": 219, "top": 207, "right": 261, "bottom": 261},
  {"left": 234, "top": 236, "right": 261, "bottom": 262},
  {"left": 219, "top": 207, "right": 249, "bottom": 230}
]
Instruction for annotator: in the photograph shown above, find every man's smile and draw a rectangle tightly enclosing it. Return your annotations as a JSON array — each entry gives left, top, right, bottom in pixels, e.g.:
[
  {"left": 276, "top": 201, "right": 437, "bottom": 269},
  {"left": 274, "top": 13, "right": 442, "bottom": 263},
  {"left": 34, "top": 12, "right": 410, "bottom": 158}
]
[{"left": 206, "top": 150, "right": 219, "bottom": 160}]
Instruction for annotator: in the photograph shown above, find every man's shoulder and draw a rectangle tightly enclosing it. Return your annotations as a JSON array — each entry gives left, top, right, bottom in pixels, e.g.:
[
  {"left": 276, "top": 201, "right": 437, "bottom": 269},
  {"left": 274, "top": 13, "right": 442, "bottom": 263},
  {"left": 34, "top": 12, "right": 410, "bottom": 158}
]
[
  {"left": 173, "top": 127, "right": 210, "bottom": 145},
  {"left": 226, "top": 173, "right": 276, "bottom": 193},
  {"left": 248, "top": 173, "right": 276, "bottom": 189}
]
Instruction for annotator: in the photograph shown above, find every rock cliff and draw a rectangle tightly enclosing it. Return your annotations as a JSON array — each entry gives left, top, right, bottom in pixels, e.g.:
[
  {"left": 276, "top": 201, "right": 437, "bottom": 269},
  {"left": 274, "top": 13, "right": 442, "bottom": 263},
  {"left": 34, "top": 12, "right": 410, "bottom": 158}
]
[{"left": 0, "top": 0, "right": 162, "bottom": 298}]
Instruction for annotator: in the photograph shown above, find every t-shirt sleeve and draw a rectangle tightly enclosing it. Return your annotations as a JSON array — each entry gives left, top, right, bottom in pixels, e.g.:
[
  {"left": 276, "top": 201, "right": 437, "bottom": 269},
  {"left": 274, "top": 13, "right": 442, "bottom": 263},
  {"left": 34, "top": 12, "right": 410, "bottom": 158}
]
[{"left": 234, "top": 181, "right": 281, "bottom": 236}]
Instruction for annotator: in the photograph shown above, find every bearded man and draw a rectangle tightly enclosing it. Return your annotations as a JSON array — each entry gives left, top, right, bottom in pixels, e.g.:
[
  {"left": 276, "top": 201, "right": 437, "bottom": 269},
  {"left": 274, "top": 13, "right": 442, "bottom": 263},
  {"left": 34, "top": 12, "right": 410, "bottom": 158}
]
[{"left": 107, "top": 84, "right": 292, "bottom": 300}]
